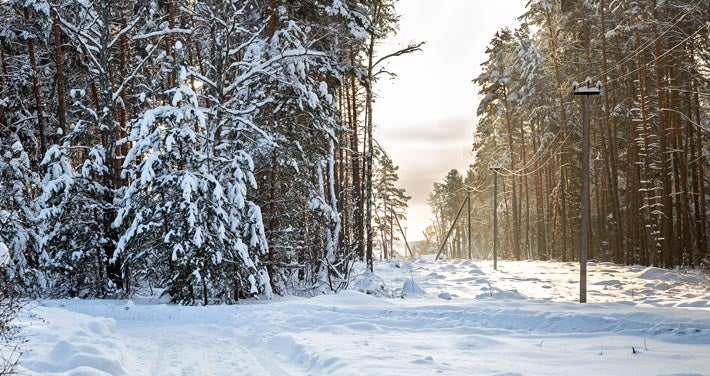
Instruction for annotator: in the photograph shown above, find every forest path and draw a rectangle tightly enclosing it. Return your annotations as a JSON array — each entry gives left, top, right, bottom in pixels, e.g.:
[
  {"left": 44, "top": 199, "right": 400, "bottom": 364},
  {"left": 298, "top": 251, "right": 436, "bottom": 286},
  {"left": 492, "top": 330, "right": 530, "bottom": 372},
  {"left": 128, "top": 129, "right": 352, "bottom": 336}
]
[{"left": 119, "top": 323, "right": 297, "bottom": 376}]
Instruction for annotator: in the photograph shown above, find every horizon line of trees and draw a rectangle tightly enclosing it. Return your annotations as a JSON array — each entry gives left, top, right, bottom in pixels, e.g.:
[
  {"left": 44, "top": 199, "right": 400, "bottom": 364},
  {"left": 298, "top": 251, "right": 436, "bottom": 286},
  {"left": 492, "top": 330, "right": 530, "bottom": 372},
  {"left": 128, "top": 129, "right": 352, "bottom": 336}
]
[
  {"left": 0, "top": 0, "right": 413, "bottom": 305},
  {"left": 429, "top": 0, "right": 709, "bottom": 268}
]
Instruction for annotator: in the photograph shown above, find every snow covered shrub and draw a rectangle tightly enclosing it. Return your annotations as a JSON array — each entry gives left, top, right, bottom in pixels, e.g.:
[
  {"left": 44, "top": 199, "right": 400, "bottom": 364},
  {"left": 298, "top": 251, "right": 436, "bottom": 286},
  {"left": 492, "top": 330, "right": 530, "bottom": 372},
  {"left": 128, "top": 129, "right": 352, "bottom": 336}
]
[
  {"left": 701, "top": 257, "right": 710, "bottom": 272},
  {"left": 0, "top": 277, "right": 24, "bottom": 375}
]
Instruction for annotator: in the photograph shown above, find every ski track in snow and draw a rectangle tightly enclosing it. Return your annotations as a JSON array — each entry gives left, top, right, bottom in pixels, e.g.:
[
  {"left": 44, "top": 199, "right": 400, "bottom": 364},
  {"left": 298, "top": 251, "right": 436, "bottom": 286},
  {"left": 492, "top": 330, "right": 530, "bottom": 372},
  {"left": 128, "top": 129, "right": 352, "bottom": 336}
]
[{"left": 14, "top": 258, "right": 710, "bottom": 376}]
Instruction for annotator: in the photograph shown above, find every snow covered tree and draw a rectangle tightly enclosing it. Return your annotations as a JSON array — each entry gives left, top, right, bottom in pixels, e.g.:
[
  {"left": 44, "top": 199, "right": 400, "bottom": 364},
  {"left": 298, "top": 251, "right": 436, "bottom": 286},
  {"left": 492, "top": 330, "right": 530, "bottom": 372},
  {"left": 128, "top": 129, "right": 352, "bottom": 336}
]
[
  {"left": 1, "top": 0, "right": 416, "bottom": 300},
  {"left": 250, "top": 14, "right": 347, "bottom": 293},
  {"left": 114, "top": 56, "right": 269, "bottom": 304},
  {"left": 0, "top": 138, "right": 43, "bottom": 294},
  {"left": 0, "top": 0, "right": 55, "bottom": 167},
  {"left": 37, "top": 138, "right": 116, "bottom": 298},
  {"left": 372, "top": 148, "right": 409, "bottom": 259}
]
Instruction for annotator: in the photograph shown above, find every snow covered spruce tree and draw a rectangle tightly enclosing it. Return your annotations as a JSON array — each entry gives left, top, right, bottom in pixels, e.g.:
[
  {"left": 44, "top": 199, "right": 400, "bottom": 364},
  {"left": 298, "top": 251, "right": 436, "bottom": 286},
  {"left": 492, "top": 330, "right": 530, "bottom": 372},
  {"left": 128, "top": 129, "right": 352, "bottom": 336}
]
[
  {"left": 37, "top": 138, "right": 117, "bottom": 297},
  {"left": 0, "top": 138, "right": 43, "bottom": 295},
  {"left": 0, "top": 0, "right": 56, "bottom": 167},
  {"left": 245, "top": 2, "right": 353, "bottom": 294},
  {"left": 114, "top": 46, "right": 270, "bottom": 304},
  {"left": 37, "top": 0, "right": 187, "bottom": 297}
]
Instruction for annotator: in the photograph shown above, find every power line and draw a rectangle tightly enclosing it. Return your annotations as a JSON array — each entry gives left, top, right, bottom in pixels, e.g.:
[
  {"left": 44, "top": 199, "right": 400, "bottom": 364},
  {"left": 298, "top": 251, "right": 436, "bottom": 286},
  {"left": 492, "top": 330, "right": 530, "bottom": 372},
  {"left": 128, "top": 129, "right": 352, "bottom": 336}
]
[
  {"left": 604, "top": 26, "right": 706, "bottom": 88},
  {"left": 598, "top": 0, "right": 704, "bottom": 78}
]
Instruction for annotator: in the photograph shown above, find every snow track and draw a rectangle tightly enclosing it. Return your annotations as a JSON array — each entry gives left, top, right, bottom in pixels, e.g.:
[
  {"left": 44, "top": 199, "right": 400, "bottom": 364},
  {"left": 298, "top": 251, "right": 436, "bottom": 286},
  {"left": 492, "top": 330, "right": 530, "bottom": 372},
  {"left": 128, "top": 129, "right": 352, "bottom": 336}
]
[
  {"left": 123, "top": 325, "right": 292, "bottom": 376},
  {"left": 16, "top": 259, "right": 710, "bottom": 375}
]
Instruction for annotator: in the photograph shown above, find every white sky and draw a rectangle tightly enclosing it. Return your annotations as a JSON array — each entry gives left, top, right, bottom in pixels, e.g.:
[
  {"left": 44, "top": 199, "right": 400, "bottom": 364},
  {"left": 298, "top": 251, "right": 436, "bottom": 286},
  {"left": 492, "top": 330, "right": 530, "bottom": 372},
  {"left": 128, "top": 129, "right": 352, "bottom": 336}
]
[{"left": 374, "top": 1, "right": 527, "bottom": 242}]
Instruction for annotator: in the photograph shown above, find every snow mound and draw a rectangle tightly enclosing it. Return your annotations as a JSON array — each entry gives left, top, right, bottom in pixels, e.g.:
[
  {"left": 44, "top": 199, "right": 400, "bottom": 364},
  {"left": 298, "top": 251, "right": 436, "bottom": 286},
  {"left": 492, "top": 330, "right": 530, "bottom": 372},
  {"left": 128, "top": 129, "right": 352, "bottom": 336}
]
[
  {"left": 636, "top": 267, "right": 677, "bottom": 281},
  {"left": 21, "top": 308, "right": 134, "bottom": 375},
  {"left": 401, "top": 280, "right": 426, "bottom": 296},
  {"left": 633, "top": 267, "right": 707, "bottom": 286},
  {"left": 267, "top": 334, "right": 345, "bottom": 374},
  {"left": 309, "top": 290, "right": 393, "bottom": 307},
  {"left": 438, "top": 292, "right": 452, "bottom": 300},
  {"left": 675, "top": 299, "right": 710, "bottom": 308},
  {"left": 475, "top": 289, "right": 528, "bottom": 300}
]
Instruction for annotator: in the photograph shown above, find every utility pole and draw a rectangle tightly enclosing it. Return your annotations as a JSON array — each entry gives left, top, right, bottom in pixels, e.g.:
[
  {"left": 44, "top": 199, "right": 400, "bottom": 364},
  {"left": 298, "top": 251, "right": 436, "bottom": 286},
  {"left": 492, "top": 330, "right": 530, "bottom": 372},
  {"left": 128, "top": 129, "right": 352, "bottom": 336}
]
[
  {"left": 393, "top": 214, "right": 413, "bottom": 258},
  {"left": 490, "top": 166, "right": 501, "bottom": 270},
  {"left": 573, "top": 78, "right": 601, "bottom": 303},
  {"left": 467, "top": 188, "right": 472, "bottom": 259},
  {"left": 434, "top": 195, "right": 469, "bottom": 260}
]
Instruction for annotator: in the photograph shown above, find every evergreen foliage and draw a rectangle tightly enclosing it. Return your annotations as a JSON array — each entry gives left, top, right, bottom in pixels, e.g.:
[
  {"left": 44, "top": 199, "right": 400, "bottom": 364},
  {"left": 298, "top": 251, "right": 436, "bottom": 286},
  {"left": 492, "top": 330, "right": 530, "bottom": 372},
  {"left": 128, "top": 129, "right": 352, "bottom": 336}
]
[{"left": 0, "top": 0, "right": 412, "bottom": 303}]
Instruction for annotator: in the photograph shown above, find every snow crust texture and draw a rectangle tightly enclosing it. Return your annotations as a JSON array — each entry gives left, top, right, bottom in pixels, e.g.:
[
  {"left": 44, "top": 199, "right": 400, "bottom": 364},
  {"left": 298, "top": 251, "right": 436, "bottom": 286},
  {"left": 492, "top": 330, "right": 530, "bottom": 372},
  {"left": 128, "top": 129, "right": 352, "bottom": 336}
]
[{"left": 16, "top": 258, "right": 710, "bottom": 376}]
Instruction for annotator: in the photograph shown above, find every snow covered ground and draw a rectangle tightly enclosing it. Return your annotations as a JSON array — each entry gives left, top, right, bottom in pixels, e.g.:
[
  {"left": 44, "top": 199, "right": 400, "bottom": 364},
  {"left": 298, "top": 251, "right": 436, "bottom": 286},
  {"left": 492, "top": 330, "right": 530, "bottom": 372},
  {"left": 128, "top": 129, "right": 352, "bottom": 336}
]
[{"left": 13, "top": 257, "right": 710, "bottom": 375}]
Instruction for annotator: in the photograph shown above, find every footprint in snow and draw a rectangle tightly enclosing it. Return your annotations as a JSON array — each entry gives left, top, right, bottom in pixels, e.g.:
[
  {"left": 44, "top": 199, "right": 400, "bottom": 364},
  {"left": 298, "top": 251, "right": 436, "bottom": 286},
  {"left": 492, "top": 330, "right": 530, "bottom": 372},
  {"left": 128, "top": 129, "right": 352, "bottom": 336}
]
[{"left": 411, "top": 356, "right": 434, "bottom": 364}]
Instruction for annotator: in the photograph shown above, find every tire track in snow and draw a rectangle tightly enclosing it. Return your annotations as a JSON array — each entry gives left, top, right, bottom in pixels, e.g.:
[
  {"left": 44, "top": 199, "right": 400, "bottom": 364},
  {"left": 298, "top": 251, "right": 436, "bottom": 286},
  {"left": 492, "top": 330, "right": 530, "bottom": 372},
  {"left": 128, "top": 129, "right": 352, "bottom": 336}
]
[{"left": 120, "top": 324, "right": 299, "bottom": 376}]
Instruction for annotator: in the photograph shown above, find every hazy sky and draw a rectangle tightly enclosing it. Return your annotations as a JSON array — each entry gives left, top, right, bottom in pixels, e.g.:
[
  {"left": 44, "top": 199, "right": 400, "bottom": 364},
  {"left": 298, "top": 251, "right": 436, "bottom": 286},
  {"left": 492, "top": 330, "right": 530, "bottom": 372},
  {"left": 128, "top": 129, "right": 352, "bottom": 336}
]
[{"left": 373, "top": 1, "right": 527, "bottom": 242}]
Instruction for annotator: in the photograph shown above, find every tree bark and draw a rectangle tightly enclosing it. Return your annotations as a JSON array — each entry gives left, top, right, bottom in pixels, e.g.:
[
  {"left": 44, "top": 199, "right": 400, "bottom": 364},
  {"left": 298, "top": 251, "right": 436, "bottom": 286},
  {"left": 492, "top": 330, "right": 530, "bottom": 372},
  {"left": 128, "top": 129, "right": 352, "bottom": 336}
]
[
  {"left": 652, "top": 19, "right": 674, "bottom": 267},
  {"left": 502, "top": 85, "right": 521, "bottom": 261},
  {"left": 349, "top": 48, "right": 363, "bottom": 261},
  {"left": 52, "top": 12, "right": 66, "bottom": 139},
  {"left": 543, "top": 7, "right": 570, "bottom": 261},
  {"left": 24, "top": 7, "right": 48, "bottom": 161},
  {"left": 599, "top": 0, "right": 624, "bottom": 263}
]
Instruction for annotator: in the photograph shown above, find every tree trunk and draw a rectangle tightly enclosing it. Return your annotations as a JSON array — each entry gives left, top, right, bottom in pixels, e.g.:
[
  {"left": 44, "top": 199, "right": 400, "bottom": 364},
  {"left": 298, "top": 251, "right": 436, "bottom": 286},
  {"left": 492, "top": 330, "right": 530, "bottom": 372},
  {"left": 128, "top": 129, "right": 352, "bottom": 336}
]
[
  {"left": 98, "top": 1, "right": 116, "bottom": 292},
  {"left": 636, "top": 33, "right": 654, "bottom": 265},
  {"left": 365, "top": 25, "right": 376, "bottom": 272},
  {"left": 349, "top": 49, "right": 363, "bottom": 261},
  {"left": 652, "top": 19, "right": 674, "bottom": 267},
  {"left": 520, "top": 118, "right": 530, "bottom": 259},
  {"left": 24, "top": 7, "right": 48, "bottom": 162},
  {"left": 544, "top": 7, "right": 570, "bottom": 261},
  {"left": 502, "top": 85, "right": 521, "bottom": 260},
  {"left": 52, "top": 12, "right": 66, "bottom": 139},
  {"left": 691, "top": 75, "right": 706, "bottom": 262},
  {"left": 599, "top": 0, "right": 624, "bottom": 263},
  {"left": 532, "top": 120, "right": 547, "bottom": 260}
]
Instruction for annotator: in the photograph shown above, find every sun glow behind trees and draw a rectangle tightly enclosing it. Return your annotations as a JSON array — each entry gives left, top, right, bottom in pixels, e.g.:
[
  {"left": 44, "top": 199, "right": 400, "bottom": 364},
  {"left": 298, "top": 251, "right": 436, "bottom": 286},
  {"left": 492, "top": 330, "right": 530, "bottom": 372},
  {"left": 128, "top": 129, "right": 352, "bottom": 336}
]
[{"left": 429, "top": 0, "right": 710, "bottom": 268}]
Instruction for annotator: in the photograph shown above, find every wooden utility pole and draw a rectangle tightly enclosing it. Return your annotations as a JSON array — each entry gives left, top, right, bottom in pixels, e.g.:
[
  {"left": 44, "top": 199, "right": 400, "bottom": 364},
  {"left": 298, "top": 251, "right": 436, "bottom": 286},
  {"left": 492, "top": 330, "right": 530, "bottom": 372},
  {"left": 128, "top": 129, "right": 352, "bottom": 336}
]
[
  {"left": 573, "top": 79, "right": 601, "bottom": 303},
  {"left": 435, "top": 195, "right": 469, "bottom": 260},
  {"left": 393, "top": 214, "right": 413, "bottom": 258},
  {"left": 467, "top": 188, "right": 472, "bottom": 259},
  {"left": 490, "top": 167, "right": 501, "bottom": 270}
]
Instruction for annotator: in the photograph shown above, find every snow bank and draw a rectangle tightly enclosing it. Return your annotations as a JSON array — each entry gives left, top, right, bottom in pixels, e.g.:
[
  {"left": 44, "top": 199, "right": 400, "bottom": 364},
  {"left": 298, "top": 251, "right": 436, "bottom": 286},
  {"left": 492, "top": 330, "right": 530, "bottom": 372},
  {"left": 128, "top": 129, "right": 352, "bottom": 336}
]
[
  {"left": 475, "top": 288, "right": 528, "bottom": 300},
  {"left": 636, "top": 267, "right": 679, "bottom": 281},
  {"left": 401, "top": 280, "right": 426, "bottom": 296},
  {"left": 308, "top": 290, "right": 394, "bottom": 307},
  {"left": 20, "top": 307, "right": 136, "bottom": 375}
]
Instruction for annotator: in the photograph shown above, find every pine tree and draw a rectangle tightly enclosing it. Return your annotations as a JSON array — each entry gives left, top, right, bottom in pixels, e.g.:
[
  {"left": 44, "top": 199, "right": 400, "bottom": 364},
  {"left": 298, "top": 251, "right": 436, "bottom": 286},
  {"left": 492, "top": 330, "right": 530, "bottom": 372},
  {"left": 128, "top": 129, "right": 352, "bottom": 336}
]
[{"left": 373, "top": 148, "right": 410, "bottom": 259}]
